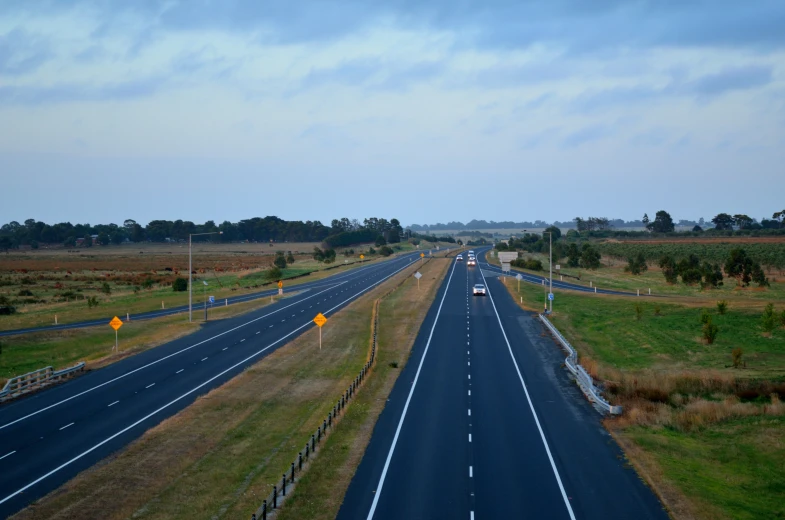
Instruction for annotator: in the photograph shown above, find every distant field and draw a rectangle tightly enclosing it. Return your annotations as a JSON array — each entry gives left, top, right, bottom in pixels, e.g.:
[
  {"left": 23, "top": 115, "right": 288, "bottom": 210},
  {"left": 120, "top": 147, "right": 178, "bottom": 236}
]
[{"left": 595, "top": 240, "right": 785, "bottom": 269}]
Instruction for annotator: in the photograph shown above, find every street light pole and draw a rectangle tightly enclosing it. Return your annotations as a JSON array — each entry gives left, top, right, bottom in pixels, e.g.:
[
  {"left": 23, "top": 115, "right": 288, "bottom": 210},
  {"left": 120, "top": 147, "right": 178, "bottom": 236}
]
[
  {"left": 543, "top": 231, "right": 553, "bottom": 313},
  {"left": 189, "top": 231, "right": 222, "bottom": 323}
]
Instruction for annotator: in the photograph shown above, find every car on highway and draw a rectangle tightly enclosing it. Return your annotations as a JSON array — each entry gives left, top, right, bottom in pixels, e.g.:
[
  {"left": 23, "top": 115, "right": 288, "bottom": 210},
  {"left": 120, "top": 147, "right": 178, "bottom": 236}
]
[
  {"left": 472, "top": 283, "right": 486, "bottom": 295},
  {"left": 468, "top": 250, "right": 475, "bottom": 256},
  {"left": 456, "top": 255, "right": 463, "bottom": 261},
  {"left": 467, "top": 258, "right": 476, "bottom": 266}
]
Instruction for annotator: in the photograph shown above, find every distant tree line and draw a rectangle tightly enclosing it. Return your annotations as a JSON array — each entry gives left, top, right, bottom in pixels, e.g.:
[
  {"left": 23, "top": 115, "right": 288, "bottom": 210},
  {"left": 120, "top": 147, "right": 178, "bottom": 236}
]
[{"left": 0, "top": 215, "right": 406, "bottom": 250}]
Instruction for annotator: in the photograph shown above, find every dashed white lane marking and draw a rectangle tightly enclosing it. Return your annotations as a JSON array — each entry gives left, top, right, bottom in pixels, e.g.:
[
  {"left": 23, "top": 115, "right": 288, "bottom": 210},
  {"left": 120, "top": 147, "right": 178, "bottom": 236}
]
[
  {"left": 176, "top": 369, "right": 184, "bottom": 374},
  {"left": 256, "top": 331, "right": 260, "bottom": 335},
  {"left": 468, "top": 374, "right": 471, "bottom": 380},
  {"left": 146, "top": 383, "right": 155, "bottom": 389},
  {"left": 240, "top": 339, "right": 245, "bottom": 343},
  {"left": 468, "top": 409, "right": 471, "bottom": 416},
  {"left": 469, "top": 466, "right": 473, "bottom": 477},
  {"left": 281, "top": 319, "right": 286, "bottom": 322},
  {"left": 269, "top": 325, "right": 273, "bottom": 328},
  {"left": 468, "top": 390, "right": 471, "bottom": 396},
  {"left": 201, "top": 357, "right": 208, "bottom": 361},
  {"left": 471, "top": 511, "right": 475, "bottom": 520},
  {"left": 222, "top": 347, "right": 228, "bottom": 351},
  {"left": 0, "top": 451, "right": 16, "bottom": 461},
  {"left": 469, "top": 433, "right": 472, "bottom": 442},
  {"left": 59, "top": 422, "right": 74, "bottom": 431},
  {"left": 108, "top": 400, "right": 119, "bottom": 407},
  {"left": 468, "top": 361, "right": 470, "bottom": 366}
]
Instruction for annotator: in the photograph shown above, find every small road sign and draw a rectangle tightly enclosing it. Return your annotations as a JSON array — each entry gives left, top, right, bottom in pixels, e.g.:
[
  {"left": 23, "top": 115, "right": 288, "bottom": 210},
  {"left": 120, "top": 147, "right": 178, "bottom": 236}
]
[
  {"left": 277, "top": 280, "right": 283, "bottom": 289},
  {"left": 313, "top": 313, "right": 327, "bottom": 327},
  {"left": 109, "top": 316, "right": 123, "bottom": 330},
  {"left": 555, "top": 265, "right": 561, "bottom": 270},
  {"left": 516, "top": 274, "right": 523, "bottom": 281},
  {"left": 420, "top": 253, "right": 425, "bottom": 258},
  {"left": 414, "top": 271, "right": 422, "bottom": 279},
  {"left": 360, "top": 254, "right": 365, "bottom": 260},
  {"left": 548, "top": 292, "right": 554, "bottom": 301},
  {"left": 208, "top": 296, "right": 215, "bottom": 304}
]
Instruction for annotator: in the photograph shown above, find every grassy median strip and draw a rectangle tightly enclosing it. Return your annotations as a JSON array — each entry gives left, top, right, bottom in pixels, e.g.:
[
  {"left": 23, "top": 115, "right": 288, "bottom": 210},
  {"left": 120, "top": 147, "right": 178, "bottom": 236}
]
[
  {"left": 11, "top": 257, "right": 449, "bottom": 520},
  {"left": 276, "top": 257, "right": 450, "bottom": 520}
]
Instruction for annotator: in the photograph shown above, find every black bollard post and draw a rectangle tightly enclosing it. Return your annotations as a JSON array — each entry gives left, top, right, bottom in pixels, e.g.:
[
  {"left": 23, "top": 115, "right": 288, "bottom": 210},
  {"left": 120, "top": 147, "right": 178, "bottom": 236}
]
[
  {"left": 328, "top": 411, "right": 332, "bottom": 427},
  {"left": 323, "top": 418, "right": 327, "bottom": 432},
  {"left": 291, "top": 462, "right": 295, "bottom": 482},
  {"left": 317, "top": 426, "right": 321, "bottom": 442},
  {"left": 305, "top": 443, "right": 310, "bottom": 459},
  {"left": 282, "top": 474, "right": 286, "bottom": 496},
  {"left": 299, "top": 451, "right": 303, "bottom": 471},
  {"left": 311, "top": 434, "right": 316, "bottom": 452},
  {"left": 252, "top": 514, "right": 256, "bottom": 520},
  {"left": 273, "top": 485, "right": 277, "bottom": 509},
  {"left": 262, "top": 500, "right": 267, "bottom": 520}
]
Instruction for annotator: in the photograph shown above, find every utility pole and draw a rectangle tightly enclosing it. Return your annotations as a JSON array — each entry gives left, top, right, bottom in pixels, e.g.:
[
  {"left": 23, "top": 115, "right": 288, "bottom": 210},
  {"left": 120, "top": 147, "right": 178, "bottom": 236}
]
[{"left": 189, "top": 231, "right": 222, "bottom": 322}]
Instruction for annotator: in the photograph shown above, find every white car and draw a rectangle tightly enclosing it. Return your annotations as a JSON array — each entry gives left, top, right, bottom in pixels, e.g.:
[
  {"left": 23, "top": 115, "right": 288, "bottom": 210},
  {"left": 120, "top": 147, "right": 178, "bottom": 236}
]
[
  {"left": 456, "top": 255, "right": 464, "bottom": 261},
  {"left": 473, "top": 284, "right": 486, "bottom": 295},
  {"left": 467, "top": 258, "right": 476, "bottom": 266},
  {"left": 468, "top": 250, "right": 475, "bottom": 256}
]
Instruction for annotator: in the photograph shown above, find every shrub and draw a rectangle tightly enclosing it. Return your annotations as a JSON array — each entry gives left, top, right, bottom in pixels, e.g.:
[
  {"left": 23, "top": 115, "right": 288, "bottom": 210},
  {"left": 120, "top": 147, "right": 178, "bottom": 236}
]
[
  {"left": 87, "top": 296, "right": 99, "bottom": 308},
  {"left": 762, "top": 303, "right": 777, "bottom": 332},
  {"left": 266, "top": 266, "right": 283, "bottom": 281},
  {"left": 700, "top": 308, "right": 711, "bottom": 324},
  {"left": 378, "top": 246, "right": 394, "bottom": 257},
  {"left": 716, "top": 300, "right": 728, "bottom": 315},
  {"left": 368, "top": 247, "right": 376, "bottom": 255},
  {"left": 703, "top": 317, "right": 718, "bottom": 344},
  {"left": 172, "top": 277, "right": 188, "bottom": 292},
  {"left": 732, "top": 348, "right": 744, "bottom": 368},
  {"left": 17, "top": 289, "right": 33, "bottom": 297},
  {"left": 634, "top": 303, "right": 643, "bottom": 321},
  {"left": 624, "top": 253, "right": 648, "bottom": 275},
  {"left": 681, "top": 268, "right": 703, "bottom": 285},
  {"left": 375, "top": 236, "right": 387, "bottom": 247},
  {"left": 101, "top": 282, "right": 111, "bottom": 295},
  {"left": 654, "top": 304, "right": 661, "bottom": 316},
  {"left": 142, "top": 278, "right": 154, "bottom": 290},
  {"left": 781, "top": 309, "right": 785, "bottom": 327},
  {"left": 273, "top": 255, "right": 287, "bottom": 269},
  {"left": 286, "top": 252, "right": 295, "bottom": 264}
]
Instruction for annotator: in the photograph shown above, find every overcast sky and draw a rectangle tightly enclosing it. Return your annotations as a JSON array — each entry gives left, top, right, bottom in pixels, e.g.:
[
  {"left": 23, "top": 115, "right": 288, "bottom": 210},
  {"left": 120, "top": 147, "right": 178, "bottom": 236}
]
[{"left": 1, "top": 0, "right": 784, "bottom": 227}]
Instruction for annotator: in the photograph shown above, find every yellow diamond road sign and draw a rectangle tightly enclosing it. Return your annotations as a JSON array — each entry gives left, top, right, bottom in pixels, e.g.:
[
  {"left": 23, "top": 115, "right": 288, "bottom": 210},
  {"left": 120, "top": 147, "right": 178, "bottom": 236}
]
[
  {"left": 360, "top": 254, "right": 365, "bottom": 259},
  {"left": 313, "top": 313, "right": 327, "bottom": 327},
  {"left": 109, "top": 316, "right": 123, "bottom": 330},
  {"left": 420, "top": 253, "right": 425, "bottom": 258},
  {"left": 278, "top": 280, "right": 283, "bottom": 289}
]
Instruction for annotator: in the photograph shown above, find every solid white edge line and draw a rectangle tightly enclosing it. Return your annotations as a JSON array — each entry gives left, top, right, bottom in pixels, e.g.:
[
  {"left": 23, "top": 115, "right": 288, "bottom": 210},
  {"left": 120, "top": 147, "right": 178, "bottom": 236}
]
[
  {"left": 0, "top": 282, "right": 346, "bottom": 432},
  {"left": 145, "top": 383, "right": 155, "bottom": 389},
  {"left": 108, "top": 401, "right": 119, "bottom": 407},
  {"left": 479, "top": 265, "right": 577, "bottom": 520},
  {"left": 0, "top": 253, "right": 419, "bottom": 506},
  {"left": 59, "top": 422, "right": 74, "bottom": 431},
  {"left": 175, "top": 369, "right": 184, "bottom": 374},
  {"left": 366, "top": 260, "right": 457, "bottom": 520}
]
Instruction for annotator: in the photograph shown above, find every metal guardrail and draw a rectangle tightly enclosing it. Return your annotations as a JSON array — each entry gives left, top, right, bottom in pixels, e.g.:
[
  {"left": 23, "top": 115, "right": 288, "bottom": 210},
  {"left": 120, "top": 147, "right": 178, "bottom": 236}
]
[
  {"left": 538, "top": 315, "right": 622, "bottom": 415},
  {"left": 0, "top": 362, "right": 86, "bottom": 402},
  {"left": 250, "top": 257, "right": 427, "bottom": 519}
]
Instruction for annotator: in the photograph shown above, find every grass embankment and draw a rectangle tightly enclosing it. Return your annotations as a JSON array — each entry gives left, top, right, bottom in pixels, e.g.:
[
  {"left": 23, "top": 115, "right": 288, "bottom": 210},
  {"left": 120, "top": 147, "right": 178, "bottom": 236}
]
[
  {"left": 499, "top": 277, "right": 785, "bottom": 520},
  {"left": 0, "top": 293, "right": 291, "bottom": 386},
  {"left": 12, "top": 255, "right": 450, "bottom": 520}
]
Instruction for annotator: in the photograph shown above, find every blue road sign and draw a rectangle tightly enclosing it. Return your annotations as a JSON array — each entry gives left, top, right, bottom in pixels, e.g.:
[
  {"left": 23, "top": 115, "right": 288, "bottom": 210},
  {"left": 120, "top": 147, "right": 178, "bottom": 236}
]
[
  {"left": 208, "top": 296, "right": 215, "bottom": 304},
  {"left": 548, "top": 292, "right": 554, "bottom": 301}
]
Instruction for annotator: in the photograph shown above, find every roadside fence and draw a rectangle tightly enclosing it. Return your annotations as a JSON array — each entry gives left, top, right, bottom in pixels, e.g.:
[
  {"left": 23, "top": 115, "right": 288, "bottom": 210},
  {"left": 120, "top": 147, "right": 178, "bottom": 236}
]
[
  {"left": 250, "top": 256, "right": 431, "bottom": 519},
  {"left": 538, "top": 315, "right": 622, "bottom": 415},
  {"left": 0, "top": 362, "right": 86, "bottom": 403}
]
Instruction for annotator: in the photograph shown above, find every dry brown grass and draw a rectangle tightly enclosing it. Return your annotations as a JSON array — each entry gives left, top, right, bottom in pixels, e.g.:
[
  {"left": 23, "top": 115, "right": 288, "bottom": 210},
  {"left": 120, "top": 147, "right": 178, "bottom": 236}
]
[{"left": 10, "top": 256, "right": 448, "bottom": 520}]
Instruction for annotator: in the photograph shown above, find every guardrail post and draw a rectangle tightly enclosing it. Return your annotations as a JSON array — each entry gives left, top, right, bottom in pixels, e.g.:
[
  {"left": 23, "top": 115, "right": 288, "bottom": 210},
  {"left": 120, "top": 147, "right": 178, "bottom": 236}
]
[
  {"left": 305, "top": 443, "right": 310, "bottom": 459},
  {"left": 299, "top": 451, "right": 303, "bottom": 470},
  {"left": 262, "top": 500, "right": 267, "bottom": 520},
  {"left": 291, "top": 462, "right": 295, "bottom": 482},
  {"left": 311, "top": 434, "right": 316, "bottom": 452},
  {"left": 328, "top": 411, "right": 333, "bottom": 427},
  {"left": 273, "top": 486, "right": 277, "bottom": 509},
  {"left": 282, "top": 474, "right": 286, "bottom": 496},
  {"left": 317, "top": 426, "right": 321, "bottom": 442},
  {"left": 323, "top": 418, "right": 327, "bottom": 432}
]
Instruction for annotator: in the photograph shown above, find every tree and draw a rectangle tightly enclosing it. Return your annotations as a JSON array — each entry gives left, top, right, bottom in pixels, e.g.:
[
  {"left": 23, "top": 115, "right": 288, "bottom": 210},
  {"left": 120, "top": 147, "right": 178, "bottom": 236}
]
[
  {"left": 172, "top": 277, "right": 188, "bottom": 292},
  {"left": 97, "top": 232, "right": 110, "bottom": 246},
  {"left": 544, "top": 226, "right": 561, "bottom": 240},
  {"left": 566, "top": 243, "right": 580, "bottom": 268},
  {"left": 659, "top": 255, "right": 678, "bottom": 284},
  {"left": 650, "top": 210, "right": 675, "bottom": 233},
  {"left": 101, "top": 282, "right": 111, "bottom": 295},
  {"left": 266, "top": 266, "right": 283, "bottom": 281},
  {"left": 642, "top": 213, "right": 650, "bottom": 229},
  {"left": 724, "top": 248, "right": 767, "bottom": 287},
  {"left": 82, "top": 235, "right": 93, "bottom": 248},
  {"left": 624, "top": 253, "right": 648, "bottom": 275},
  {"left": 286, "top": 252, "right": 295, "bottom": 264},
  {"left": 378, "top": 245, "right": 394, "bottom": 257},
  {"left": 580, "top": 244, "right": 601, "bottom": 269},
  {"left": 701, "top": 262, "right": 724, "bottom": 288},
  {"left": 762, "top": 303, "right": 777, "bottom": 333},
  {"left": 732, "top": 214, "right": 754, "bottom": 230},
  {"left": 711, "top": 213, "right": 734, "bottom": 230},
  {"left": 375, "top": 235, "right": 387, "bottom": 247},
  {"left": 692, "top": 225, "right": 703, "bottom": 232},
  {"left": 273, "top": 252, "right": 287, "bottom": 269},
  {"left": 702, "top": 316, "right": 718, "bottom": 344}
]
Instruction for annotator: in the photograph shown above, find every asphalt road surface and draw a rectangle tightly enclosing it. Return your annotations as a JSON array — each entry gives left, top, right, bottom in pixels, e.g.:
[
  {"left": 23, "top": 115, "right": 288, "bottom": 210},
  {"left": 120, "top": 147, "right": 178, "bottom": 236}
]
[
  {"left": 0, "top": 250, "right": 429, "bottom": 517},
  {"left": 338, "top": 247, "right": 668, "bottom": 520}
]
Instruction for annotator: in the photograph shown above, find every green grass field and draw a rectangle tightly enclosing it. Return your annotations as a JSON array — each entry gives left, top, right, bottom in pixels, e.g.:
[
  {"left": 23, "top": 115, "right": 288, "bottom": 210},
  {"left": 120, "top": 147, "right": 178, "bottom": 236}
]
[{"left": 625, "top": 416, "right": 785, "bottom": 520}]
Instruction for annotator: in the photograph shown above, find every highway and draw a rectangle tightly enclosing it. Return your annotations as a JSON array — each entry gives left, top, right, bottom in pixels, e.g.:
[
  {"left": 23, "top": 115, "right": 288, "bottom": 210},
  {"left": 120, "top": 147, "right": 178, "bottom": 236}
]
[
  {"left": 338, "top": 248, "right": 667, "bottom": 520},
  {"left": 0, "top": 250, "right": 428, "bottom": 518},
  {"left": 0, "top": 260, "right": 384, "bottom": 337}
]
